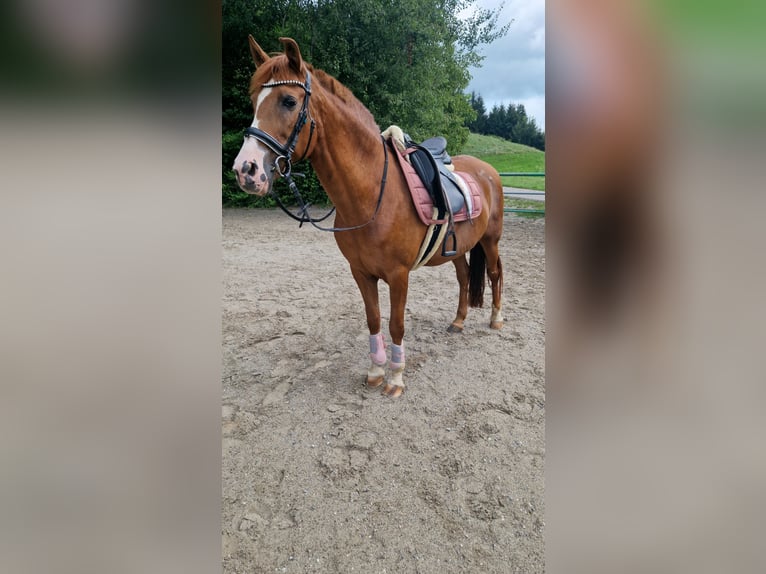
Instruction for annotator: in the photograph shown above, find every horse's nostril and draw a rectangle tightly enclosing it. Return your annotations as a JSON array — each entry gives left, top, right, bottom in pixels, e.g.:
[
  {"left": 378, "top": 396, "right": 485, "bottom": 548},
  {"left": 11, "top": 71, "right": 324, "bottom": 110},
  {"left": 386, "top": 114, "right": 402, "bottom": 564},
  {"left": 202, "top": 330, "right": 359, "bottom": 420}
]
[{"left": 241, "top": 160, "right": 258, "bottom": 177}]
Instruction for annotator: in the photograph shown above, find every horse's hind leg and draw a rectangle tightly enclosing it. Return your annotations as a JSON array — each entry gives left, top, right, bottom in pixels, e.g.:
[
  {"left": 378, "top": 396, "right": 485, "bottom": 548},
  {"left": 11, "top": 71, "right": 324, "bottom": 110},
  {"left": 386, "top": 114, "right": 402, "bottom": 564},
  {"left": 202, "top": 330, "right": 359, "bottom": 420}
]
[
  {"left": 351, "top": 268, "right": 387, "bottom": 388},
  {"left": 448, "top": 255, "right": 470, "bottom": 333},
  {"left": 482, "top": 238, "right": 505, "bottom": 329}
]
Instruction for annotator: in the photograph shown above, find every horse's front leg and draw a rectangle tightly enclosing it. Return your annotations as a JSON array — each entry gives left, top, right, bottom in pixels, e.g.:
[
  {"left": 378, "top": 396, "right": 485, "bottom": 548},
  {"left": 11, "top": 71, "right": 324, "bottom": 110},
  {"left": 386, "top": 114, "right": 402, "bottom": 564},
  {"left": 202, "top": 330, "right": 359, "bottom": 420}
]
[
  {"left": 350, "top": 268, "right": 387, "bottom": 388},
  {"left": 382, "top": 269, "right": 409, "bottom": 398}
]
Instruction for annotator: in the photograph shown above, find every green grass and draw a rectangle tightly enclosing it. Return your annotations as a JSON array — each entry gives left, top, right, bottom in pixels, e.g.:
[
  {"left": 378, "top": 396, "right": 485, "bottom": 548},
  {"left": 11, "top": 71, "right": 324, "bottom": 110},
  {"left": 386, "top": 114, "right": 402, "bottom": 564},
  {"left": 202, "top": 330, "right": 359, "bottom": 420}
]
[
  {"left": 460, "top": 133, "right": 545, "bottom": 192},
  {"left": 504, "top": 198, "right": 545, "bottom": 219},
  {"left": 461, "top": 133, "right": 541, "bottom": 156}
]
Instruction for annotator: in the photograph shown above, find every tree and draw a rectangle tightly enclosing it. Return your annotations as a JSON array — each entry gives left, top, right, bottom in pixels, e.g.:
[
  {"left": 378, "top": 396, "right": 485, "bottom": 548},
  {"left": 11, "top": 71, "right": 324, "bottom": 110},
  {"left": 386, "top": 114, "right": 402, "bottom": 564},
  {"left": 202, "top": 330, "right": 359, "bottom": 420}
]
[
  {"left": 485, "top": 103, "right": 505, "bottom": 138},
  {"left": 468, "top": 92, "right": 487, "bottom": 133},
  {"left": 467, "top": 96, "right": 545, "bottom": 151},
  {"left": 222, "top": 0, "right": 510, "bottom": 205}
]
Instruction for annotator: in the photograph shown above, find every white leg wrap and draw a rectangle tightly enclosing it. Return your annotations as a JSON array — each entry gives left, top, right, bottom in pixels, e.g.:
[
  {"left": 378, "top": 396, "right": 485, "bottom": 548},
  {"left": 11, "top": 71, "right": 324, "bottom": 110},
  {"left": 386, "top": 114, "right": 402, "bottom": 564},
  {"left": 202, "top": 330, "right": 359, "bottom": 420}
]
[
  {"left": 367, "top": 363, "right": 385, "bottom": 381},
  {"left": 390, "top": 366, "right": 405, "bottom": 388},
  {"left": 389, "top": 343, "right": 405, "bottom": 387},
  {"left": 491, "top": 305, "right": 504, "bottom": 324}
]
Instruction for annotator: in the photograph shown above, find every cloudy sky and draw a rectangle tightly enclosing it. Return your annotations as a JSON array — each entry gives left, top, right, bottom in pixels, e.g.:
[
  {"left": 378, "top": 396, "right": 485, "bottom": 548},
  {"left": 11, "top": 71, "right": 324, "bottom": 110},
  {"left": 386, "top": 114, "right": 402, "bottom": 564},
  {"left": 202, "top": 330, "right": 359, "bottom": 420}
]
[{"left": 463, "top": 0, "right": 545, "bottom": 131}]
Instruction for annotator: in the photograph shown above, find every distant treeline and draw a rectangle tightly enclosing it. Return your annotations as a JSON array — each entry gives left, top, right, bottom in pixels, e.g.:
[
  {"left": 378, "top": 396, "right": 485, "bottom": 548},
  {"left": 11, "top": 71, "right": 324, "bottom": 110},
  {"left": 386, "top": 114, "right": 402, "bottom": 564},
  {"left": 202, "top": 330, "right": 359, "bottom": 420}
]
[{"left": 466, "top": 92, "right": 545, "bottom": 151}]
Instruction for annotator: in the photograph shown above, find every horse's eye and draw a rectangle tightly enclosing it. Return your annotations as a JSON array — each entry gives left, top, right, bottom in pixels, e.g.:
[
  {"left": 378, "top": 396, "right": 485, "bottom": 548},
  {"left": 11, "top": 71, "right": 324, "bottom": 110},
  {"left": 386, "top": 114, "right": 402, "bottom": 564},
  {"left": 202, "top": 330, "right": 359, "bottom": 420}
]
[{"left": 283, "top": 96, "right": 297, "bottom": 109}]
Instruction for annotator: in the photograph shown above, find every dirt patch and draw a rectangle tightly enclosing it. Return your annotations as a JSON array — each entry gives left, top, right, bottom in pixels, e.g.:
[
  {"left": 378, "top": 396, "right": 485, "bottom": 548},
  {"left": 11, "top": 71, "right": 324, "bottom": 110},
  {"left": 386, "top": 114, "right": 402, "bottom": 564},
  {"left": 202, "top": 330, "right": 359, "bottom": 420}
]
[{"left": 222, "top": 208, "right": 545, "bottom": 573}]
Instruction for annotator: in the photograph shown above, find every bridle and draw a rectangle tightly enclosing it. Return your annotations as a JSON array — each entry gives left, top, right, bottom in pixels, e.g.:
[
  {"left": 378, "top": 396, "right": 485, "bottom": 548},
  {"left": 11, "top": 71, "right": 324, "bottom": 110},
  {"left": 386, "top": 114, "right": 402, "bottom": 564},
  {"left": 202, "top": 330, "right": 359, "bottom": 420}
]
[
  {"left": 243, "top": 71, "right": 388, "bottom": 232},
  {"left": 244, "top": 72, "right": 315, "bottom": 174}
]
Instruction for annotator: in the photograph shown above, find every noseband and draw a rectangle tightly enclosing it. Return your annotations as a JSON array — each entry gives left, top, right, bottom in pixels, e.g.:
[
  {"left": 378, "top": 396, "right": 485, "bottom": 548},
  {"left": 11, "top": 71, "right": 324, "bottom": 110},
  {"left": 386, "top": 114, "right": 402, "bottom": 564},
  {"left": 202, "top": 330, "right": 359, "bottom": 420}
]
[{"left": 243, "top": 71, "right": 388, "bottom": 232}]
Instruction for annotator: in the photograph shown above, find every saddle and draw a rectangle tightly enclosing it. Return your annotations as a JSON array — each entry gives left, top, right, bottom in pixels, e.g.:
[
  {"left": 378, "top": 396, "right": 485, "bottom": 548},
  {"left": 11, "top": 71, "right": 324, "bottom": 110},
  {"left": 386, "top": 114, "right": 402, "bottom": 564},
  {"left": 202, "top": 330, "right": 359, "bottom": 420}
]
[
  {"left": 383, "top": 128, "right": 482, "bottom": 268},
  {"left": 408, "top": 137, "right": 475, "bottom": 247},
  {"left": 419, "top": 136, "right": 452, "bottom": 165}
]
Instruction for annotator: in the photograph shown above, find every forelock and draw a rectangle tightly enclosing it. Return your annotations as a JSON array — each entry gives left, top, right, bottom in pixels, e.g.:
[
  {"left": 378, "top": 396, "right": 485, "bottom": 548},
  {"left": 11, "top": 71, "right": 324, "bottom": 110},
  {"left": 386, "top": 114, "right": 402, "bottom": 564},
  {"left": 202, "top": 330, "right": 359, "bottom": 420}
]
[{"left": 248, "top": 55, "right": 310, "bottom": 96}]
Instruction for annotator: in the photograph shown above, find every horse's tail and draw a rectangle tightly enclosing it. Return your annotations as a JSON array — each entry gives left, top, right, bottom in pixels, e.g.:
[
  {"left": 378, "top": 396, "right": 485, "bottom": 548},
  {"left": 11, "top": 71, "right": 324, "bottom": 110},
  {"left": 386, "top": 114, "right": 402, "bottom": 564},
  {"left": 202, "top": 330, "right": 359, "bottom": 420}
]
[{"left": 468, "top": 243, "right": 487, "bottom": 308}]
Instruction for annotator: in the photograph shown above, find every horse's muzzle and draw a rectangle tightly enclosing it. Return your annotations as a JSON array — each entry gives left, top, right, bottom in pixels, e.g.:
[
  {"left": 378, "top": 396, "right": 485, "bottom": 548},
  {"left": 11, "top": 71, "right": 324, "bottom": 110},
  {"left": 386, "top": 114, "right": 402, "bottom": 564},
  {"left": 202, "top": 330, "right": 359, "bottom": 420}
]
[{"left": 233, "top": 159, "right": 272, "bottom": 196}]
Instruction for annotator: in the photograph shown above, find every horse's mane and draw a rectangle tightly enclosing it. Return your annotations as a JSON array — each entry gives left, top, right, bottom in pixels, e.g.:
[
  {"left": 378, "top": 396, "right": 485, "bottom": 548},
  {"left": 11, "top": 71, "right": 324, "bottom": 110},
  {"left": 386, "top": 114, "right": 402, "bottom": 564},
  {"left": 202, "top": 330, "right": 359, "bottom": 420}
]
[{"left": 312, "top": 67, "right": 379, "bottom": 133}]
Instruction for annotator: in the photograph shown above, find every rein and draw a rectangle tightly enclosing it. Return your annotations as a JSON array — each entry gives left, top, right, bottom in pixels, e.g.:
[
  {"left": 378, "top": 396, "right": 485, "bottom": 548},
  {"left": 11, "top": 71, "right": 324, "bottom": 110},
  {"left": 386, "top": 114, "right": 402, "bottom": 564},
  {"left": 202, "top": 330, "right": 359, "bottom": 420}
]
[{"left": 244, "top": 72, "right": 389, "bottom": 232}]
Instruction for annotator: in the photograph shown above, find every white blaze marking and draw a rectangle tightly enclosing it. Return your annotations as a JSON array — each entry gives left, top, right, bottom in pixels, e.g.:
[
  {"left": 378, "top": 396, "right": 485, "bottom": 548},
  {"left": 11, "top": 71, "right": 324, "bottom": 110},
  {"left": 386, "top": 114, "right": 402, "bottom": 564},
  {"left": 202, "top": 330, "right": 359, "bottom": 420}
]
[
  {"left": 251, "top": 82, "right": 273, "bottom": 129},
  {"left": 234, "top": 79, "right": 275, "bottom": 187}
]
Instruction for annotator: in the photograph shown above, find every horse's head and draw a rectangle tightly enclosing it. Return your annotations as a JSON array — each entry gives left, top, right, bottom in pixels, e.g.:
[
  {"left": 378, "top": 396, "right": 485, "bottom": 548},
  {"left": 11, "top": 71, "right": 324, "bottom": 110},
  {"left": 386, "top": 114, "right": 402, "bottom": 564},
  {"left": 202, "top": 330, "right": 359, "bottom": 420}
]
[{"left": 233, "top": 37, "right": 315, "bottom": 196}]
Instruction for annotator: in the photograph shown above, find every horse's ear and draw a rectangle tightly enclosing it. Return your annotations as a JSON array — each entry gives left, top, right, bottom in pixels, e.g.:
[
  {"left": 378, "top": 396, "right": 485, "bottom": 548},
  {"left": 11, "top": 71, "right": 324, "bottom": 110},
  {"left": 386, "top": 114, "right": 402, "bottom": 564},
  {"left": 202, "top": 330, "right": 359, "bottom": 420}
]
[
  {"left": 248, "top": 35, "right": 270, "bottom": 69},
  {"left": 279, "top": 37, "right": 303, "bottom": 74}
]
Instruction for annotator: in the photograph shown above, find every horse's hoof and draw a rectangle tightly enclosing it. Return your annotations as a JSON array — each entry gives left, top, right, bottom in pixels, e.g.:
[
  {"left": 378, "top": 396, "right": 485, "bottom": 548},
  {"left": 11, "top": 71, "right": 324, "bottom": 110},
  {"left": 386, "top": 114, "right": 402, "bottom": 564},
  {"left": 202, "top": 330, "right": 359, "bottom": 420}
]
[
  {"left": 382, "top": 383, "right": 404, "bottom": 398},
  {"left": 366, "top": 374, "right": 384, "bottom": 388},
  {"left": 490, "top": 321, "right": 504, "bottom": 330},
  {"left": 447, "top": 323, "right": 464, "bottom": 334}
]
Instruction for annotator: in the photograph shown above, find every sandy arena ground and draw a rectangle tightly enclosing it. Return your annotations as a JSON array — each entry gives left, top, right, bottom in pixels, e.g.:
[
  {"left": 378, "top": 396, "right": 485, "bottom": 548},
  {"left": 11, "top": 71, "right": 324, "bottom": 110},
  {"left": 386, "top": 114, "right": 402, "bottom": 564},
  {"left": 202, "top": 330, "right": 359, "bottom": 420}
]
[{"left": 222, "top": 208, "right": 545, "bottom": 573}]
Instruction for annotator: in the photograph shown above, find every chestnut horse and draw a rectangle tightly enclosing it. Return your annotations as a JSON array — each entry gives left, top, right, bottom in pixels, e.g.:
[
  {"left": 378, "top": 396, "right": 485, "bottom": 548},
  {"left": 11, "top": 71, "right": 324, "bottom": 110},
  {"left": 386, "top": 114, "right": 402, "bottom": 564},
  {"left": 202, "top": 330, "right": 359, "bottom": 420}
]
[{"left": 233, "top": 37, "right": 505, "bottom": 397}]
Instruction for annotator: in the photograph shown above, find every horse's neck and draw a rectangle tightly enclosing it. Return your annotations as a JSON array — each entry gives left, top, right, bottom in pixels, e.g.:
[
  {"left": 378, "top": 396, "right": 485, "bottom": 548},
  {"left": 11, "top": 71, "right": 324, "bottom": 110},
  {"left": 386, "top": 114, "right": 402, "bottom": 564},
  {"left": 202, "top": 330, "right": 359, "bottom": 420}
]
[{"left": 309, "top": 97, "right": 385, "bottom": 220}]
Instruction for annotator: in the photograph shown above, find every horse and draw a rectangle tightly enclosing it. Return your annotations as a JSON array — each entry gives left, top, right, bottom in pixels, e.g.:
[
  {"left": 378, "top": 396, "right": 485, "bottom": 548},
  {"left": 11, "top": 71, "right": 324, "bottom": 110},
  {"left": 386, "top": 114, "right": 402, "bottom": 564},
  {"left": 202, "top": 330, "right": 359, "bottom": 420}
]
[{"left": 233, "top": 37, "right": 505, "bottom": 398}]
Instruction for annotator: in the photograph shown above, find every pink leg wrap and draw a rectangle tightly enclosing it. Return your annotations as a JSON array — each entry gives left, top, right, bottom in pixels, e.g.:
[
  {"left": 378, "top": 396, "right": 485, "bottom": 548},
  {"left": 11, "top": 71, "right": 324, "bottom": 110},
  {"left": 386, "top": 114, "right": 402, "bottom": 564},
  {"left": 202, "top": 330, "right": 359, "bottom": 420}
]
[
  {"left": 390, "top": 343, "right": 405, "bottom": 371},
  {"left": 369, "top": 333, "right": 387, "bottom": 366}
]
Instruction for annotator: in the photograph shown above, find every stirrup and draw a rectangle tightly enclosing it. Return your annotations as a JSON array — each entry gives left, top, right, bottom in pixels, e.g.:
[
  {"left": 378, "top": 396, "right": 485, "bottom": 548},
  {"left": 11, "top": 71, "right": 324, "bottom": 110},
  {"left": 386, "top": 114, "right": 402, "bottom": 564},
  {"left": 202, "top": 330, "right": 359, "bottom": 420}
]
[{"left": 442, "top": 227, "right": 457, "bottom": 257}]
